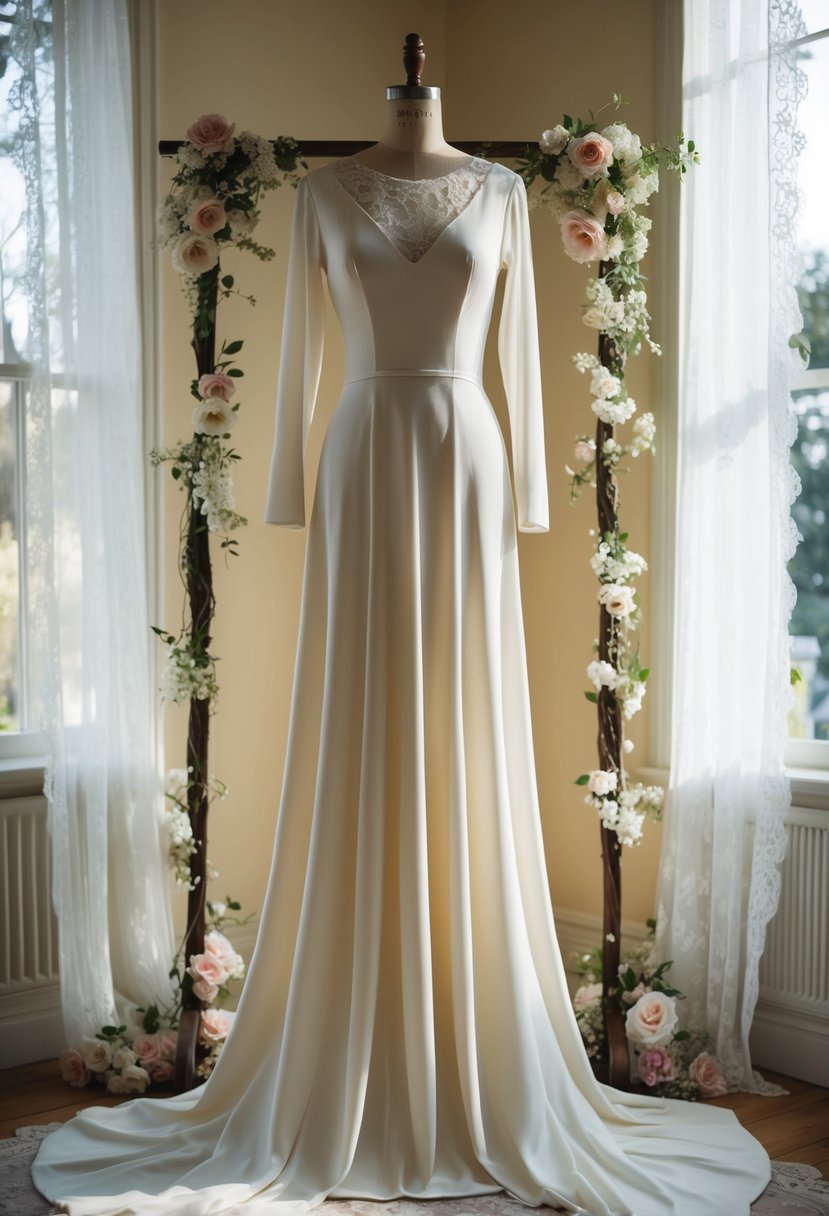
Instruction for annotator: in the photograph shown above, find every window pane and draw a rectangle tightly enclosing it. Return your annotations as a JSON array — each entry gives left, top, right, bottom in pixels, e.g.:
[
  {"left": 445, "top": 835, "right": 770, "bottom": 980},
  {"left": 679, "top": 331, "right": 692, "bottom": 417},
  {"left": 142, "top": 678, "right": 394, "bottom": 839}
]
[
  {"left": 789, "top": 388, "right": 829, "bottom": 740},
  {"left": 798, "top": 1, "right": 829, "bottom": 36},
  {"left": 0, "top": 380, "right": 20, "bottom": 732},
  {"left": 795, "top": 30, "right": 829, "bottom": 371}
]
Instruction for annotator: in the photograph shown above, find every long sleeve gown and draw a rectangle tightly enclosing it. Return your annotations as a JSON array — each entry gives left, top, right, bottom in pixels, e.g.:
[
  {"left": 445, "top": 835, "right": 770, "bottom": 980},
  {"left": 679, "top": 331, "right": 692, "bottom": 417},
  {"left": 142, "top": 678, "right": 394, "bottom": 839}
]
[{"left": 31, "top": 155, "right": 772, "bottom": 1216}]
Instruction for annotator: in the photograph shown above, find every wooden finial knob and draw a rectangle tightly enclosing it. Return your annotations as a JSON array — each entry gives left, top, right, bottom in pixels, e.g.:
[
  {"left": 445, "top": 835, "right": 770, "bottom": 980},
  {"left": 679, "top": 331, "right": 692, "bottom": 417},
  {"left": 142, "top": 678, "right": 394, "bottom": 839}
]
[{"left": 403, "top": 33, "right": 425, "bottom": 86}]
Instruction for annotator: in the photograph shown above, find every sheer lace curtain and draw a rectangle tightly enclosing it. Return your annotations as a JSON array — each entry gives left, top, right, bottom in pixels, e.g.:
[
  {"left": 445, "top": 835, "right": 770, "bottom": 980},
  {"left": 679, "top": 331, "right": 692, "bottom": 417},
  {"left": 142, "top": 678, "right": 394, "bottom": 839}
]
[
  {"left": 10, "top": 0, "right": 176, "bottom": 1044},
  {"left": 654, "top": 0, "right": 806, "bottom": 1093}
]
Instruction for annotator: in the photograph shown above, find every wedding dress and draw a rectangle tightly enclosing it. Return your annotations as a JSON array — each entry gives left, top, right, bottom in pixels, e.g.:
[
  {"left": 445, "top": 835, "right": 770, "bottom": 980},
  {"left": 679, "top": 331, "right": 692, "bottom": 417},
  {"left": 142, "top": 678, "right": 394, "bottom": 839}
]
[{"left": 31, "top": 156, "right": 771, "bottom": 1216}]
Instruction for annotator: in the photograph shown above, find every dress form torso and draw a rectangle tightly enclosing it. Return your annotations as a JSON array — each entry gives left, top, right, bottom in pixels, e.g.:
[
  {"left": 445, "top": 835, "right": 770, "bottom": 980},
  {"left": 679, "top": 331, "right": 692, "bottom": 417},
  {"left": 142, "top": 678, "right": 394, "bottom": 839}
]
[{"left": 352, "top": 94, "right": 473, "bottom": 180}]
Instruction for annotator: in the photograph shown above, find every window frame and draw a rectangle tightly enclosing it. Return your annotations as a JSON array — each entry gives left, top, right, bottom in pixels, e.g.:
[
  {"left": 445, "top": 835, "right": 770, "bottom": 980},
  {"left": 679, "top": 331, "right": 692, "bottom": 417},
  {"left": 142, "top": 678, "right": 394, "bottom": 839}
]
[{"left": 648, "top": 4, "right": 829, "bottom": 791}]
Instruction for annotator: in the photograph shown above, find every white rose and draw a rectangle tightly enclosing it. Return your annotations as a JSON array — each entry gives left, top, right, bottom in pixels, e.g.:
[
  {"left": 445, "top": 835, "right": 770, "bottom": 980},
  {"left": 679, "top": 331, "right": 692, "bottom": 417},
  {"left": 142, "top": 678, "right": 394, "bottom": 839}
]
[
  {"left": 539, "top": 125, "right": 569, "bottom": 156},
  {"left": 587, "top": 769, "right": 618, "bottom": 796},
  {"left": 589, "top": 369, "right": 621, "bottom": 399},
  {"left": 625, "top": 991, "right": 678, "bottom": 1048},
  {"left": 170, "top": 231, "right": 219, "bottom": 276},
  {"left": 192, "top": 400, "right": 236, "bottom": 437},
  {"left": 606, "top": 189, "right": 626, "bottom": 215},
  {"left": 78, "top": 1039, "right": 113, "bottom": 1073},
  {"left": 574, "top": 439, "right": 595, "bottom": 462},
  {"left": 597, "top": 583, "right": 636, "bottom": 618},
  {"left": 111, "top": 1046, "right": 137, "bottom": 1070},
  {"left": 120, "top": 1064, "right": 151, "bottom": 1094}
]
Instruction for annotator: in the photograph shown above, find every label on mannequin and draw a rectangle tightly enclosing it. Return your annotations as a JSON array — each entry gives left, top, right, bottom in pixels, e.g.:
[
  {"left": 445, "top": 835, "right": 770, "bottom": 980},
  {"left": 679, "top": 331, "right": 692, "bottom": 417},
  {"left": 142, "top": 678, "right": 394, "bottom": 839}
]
[{"left": 396, "top": 106, "right": 434, "bottom": 123}]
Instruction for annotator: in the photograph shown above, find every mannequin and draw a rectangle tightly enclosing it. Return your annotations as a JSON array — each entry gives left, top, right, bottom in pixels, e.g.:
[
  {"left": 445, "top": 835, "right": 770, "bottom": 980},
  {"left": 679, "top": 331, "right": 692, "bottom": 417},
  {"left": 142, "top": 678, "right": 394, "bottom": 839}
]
[{"left": 352, "top": 33, "right": 472, "bottom": 180}]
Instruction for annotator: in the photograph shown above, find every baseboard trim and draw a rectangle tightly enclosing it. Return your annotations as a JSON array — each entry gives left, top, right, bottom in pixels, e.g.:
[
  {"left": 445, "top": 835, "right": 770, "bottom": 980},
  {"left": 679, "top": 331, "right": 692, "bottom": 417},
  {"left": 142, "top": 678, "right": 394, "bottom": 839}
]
[{"left": 749, "top": 994, "right": 829, "bottom": 1087}]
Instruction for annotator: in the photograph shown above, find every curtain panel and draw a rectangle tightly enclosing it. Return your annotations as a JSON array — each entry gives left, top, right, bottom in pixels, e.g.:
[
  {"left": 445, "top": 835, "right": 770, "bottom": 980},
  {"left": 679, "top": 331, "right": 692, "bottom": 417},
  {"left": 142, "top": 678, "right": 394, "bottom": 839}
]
[
  {"left": 655, "top": 0, "right": 807, "bottom": 1092},
  {"left": 9, "top": 0, "right": 175, "bottom": 1045}
]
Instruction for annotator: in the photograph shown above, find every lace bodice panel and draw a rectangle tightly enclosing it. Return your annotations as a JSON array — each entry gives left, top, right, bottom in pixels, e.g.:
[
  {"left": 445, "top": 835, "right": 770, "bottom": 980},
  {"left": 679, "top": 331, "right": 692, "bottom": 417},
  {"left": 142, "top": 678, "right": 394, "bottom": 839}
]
[{"left": 330, "top": 156, "right": 494, "bottom": 263}]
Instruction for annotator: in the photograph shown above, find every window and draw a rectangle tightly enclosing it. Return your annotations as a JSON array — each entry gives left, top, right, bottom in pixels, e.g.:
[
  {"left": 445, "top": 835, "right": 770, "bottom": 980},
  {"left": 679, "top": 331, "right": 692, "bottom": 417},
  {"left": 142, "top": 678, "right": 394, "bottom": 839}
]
[
  {"left": 0, "top": 0, "right": 53, "bottom": 749},
  {"left": 787, "top": 10, "right": 829, "bottom": 745}
]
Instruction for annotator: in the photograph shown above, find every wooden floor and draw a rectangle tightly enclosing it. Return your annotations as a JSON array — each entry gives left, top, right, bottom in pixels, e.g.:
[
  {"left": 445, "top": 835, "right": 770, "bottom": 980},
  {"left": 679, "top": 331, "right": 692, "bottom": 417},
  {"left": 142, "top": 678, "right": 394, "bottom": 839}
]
[{"left": 1, "top": 1059, "right": 827, "bottom": 1179}]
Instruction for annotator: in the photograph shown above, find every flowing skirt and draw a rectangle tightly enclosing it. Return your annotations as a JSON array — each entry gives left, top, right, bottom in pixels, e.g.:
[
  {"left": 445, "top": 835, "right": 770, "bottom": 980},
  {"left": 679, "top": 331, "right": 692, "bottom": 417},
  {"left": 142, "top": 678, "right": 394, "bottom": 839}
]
[{"left": 32, "top": 375, "right": 771, "bottom": 1215}]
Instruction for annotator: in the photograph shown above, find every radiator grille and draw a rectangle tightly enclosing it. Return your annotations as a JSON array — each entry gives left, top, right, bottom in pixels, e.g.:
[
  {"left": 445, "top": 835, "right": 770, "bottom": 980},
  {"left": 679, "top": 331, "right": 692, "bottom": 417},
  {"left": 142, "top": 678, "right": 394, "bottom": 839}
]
[
  {"left": 0, "top": 796, "right": 59, "bottom": 990},
  {"left": 759, "top": 805, "right": 829, "bottom": 1009}
]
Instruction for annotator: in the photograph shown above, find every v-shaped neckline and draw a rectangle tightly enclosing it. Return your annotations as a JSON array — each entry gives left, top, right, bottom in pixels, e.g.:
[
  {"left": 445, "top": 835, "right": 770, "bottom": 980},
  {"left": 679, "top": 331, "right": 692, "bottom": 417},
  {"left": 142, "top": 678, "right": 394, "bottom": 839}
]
[{"left": 328, "top": 156, "right": 495, "bottom": 268}]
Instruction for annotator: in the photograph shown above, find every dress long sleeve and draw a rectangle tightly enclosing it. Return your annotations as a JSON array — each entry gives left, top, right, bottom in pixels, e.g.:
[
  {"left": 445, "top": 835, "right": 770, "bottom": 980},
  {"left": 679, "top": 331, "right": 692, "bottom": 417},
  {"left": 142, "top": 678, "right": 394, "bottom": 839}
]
[
  {"left": 264, "top": 176, "right": 326, "bottom": 528},
  {"left": 497, "top": 176, "right": 550, "bottom": 533}
]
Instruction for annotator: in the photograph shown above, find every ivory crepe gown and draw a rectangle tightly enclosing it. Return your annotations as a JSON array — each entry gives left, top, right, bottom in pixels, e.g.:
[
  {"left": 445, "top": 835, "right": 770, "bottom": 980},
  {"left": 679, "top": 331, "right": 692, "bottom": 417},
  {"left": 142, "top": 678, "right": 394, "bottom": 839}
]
[{"left": 32, "top": 156, "right": 771, "bottom": 1216}]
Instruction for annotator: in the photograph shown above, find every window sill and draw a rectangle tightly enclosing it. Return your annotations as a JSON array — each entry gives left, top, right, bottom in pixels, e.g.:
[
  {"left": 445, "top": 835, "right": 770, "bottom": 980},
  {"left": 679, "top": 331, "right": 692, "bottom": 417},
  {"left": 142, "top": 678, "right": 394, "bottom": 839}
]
[
  {"left": 0, "top": 754, "right": 47, "bottom": 799},
  {"left": 634, "top": 761, "right": 829, "bottom": 811}
]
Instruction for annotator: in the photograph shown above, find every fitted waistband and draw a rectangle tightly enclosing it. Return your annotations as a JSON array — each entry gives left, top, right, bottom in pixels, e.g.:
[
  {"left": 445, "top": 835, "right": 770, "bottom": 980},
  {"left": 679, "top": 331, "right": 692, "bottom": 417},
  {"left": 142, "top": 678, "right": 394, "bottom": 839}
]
[{"left": 344, "top": 369, "right": 483, "bottom": 388}]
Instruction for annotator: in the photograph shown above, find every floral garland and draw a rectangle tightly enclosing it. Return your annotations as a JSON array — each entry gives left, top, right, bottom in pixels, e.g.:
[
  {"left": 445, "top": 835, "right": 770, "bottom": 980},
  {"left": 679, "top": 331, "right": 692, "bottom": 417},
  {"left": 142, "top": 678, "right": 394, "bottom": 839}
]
[
  {"left": 58, "top": 115, "right": 304, "bottom": 1094},
  {"left": 152, "top": 114, "right": 304, "bottom": 705},
  {"left": 516, "top": 98, "right": 698, "bottom": 848},
  {"left": 58, "top": 908, "right": 250, "bottom": 1093},
  {"left": 572, "top": 921, "right": 728, "bottom": 1100}
]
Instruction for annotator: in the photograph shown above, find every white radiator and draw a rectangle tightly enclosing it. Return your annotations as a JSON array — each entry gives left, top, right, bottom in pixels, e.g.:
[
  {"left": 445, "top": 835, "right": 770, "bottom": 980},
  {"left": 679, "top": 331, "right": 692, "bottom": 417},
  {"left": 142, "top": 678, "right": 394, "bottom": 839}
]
[
  {"left": 0, "top": 794, "right": 63, "bottom": 1067},
  {"left": 751, "top": 803, "right": 829, "bottom": 1085}
]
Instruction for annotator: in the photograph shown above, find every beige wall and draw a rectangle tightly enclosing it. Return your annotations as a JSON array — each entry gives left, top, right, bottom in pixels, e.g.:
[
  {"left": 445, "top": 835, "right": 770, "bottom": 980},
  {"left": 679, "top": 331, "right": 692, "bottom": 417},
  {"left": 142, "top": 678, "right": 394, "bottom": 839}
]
[{"left": 157, "top": 0, "right": 664, "bottom": 944}]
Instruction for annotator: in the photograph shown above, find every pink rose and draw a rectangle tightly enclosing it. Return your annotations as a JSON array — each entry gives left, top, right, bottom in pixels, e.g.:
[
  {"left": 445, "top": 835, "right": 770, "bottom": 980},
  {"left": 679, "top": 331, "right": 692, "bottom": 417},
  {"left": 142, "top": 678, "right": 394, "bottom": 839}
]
[
  {"left": 193, "top": 977, "right": 220, "bottom": 1002},
  {"left": 688, "top": 1051, "right": 728, "bottom": 1098},
  {"left": 625, "top": 991, "right": 678, "bottom": 1049},
  {"left": 170, "top": 232, "right": 219, "bottom": 276},
  {"left": 188, "top": 951, "right": 231, "bottom": 987},
  {"left": 198, "top": 373, "right": 235, "bottom": 402},
  {"left": 638, "top": 1047, "right": 674, "bottom": 1087},
  {"left": 188, "top": 198, "right": 227, "bottom": 236},
  {"left": 146, "top": 1059, "right": 175, "bottom": 1084},
  {"left": 131, "top": 1032, "right": 164, "bottom": 1066},
  {"left": 559, "top": 209, "right": 609, "bottom": 264},
  {"left": 185, "top": 113, "right": 235, "bottom": 155},
  {"left": 58, "top": 1047, "right": 91, "bottom": 1088},
  {"left": 199, "top": 1008, "right": 235, "bottom": 1044},
  {"left": 205, "top": 931, "right": 244, "bottom": 979},
  {"left": 567, "top": 132, "right": 614, "bottom": 176},
  {"left": 158, "top": 1029, "right": 178, "bottom": 1062}
]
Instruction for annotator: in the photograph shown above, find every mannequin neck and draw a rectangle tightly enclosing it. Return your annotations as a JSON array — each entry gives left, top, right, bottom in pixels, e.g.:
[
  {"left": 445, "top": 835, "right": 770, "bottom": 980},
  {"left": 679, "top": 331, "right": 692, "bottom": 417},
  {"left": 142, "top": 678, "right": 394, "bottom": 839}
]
[{"left": 353, "top": 95, "right": 473, "bottom": 180}]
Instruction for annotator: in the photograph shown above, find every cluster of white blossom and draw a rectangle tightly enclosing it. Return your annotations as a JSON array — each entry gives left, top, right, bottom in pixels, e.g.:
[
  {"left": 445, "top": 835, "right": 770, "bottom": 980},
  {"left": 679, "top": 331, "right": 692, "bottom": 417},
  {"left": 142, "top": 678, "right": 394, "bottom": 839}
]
[
  {"left": 630, "top": 412, "right": 656, "bottom": 457},
  {"left": 617, "top": 676, "right": 648, "bottom": 720},
  {"left": 591, "top": 394, "right": 637, "bottom": 426},
  {"left": 602, "top": 437, "right": 623, "bottom": 468},
  {"left": 191, "top": 440, "right": 245, "bottom": 533},
  {"left": 159, "top": 640, "right": 218, "bottom": 705},
  {"left": 237, "top": 130, "right": 280, "bottom": 184},
  {"left": 159, "top": 767, "right": 197, "bottom": 888},
  {"left": 587, "top": 659, "right": 620, "bottom": 691},
  {"left": 590, "top": 539, "right": 648, "bottom": 584},
  {"left": 572, "top": 980, "right": 605, "bottom": 1058}
]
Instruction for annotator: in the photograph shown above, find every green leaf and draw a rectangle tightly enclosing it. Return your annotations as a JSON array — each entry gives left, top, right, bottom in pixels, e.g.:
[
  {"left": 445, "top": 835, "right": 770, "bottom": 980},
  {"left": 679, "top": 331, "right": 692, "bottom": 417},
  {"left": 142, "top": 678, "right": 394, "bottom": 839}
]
[
  {"left": 574, "top": 773, "right": 590, "bottom": 785},
  {"left": 584, "top": 690, "right": 598, "bottom": 703},
  {"left": 673, "top": 1029, "right": 691, "bottom": 1041},
  {"left": 791, "top": 666, "right": 803, "bottom": 685},
  {"left": 221, "top": 274, "right": 235, "bottom": 289},
  {"left": 639, "top": 667, "right": 650, "bottom": 682},
  {"left": 223, "top": 339, "right": 244, "bottom": 355},
  {"left": 227, "top": 368, "right": 244, "bottom": 377}
]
